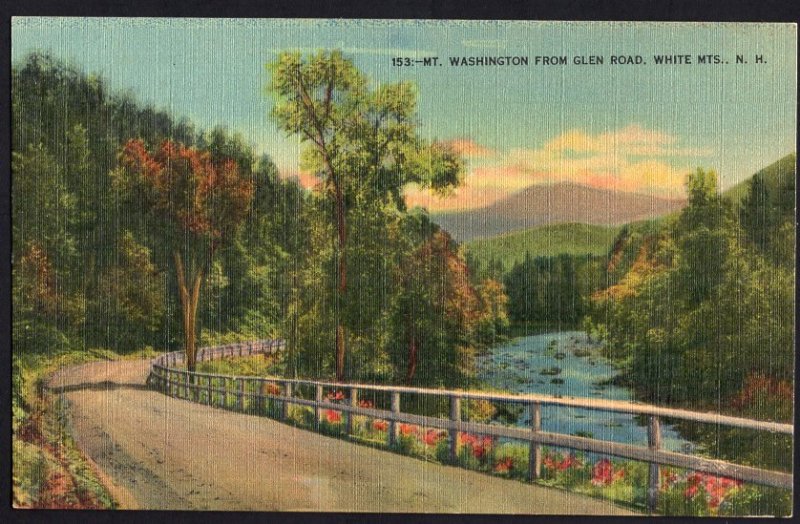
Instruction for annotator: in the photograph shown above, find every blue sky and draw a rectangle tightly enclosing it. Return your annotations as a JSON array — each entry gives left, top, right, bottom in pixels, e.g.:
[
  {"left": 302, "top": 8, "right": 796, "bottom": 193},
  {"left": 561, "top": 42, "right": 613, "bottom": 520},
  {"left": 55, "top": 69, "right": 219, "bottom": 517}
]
[{"left": 12, "top": 18, "right": 796, "bottom": 210}]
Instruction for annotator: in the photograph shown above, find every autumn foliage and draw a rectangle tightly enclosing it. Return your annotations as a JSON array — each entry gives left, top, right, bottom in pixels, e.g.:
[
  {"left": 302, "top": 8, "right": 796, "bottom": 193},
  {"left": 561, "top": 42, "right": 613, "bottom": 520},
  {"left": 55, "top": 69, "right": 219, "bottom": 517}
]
[
  {"left": 118, "top": 139, "right": 253, "bottom": 370},
  {"left": 119, "top": 139, "right": 253, "bottom": 249}
]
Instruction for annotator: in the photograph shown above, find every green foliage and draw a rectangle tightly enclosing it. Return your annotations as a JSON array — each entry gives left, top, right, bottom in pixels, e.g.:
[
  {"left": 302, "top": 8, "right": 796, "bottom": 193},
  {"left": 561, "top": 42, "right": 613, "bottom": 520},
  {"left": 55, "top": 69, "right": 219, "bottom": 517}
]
[
  {"left": 268, "top": 51, "right": 497, "bottom": 387},
  {"left": 12, "top": 52, "right": 297, "bottom": 360},
  {"left": 465, "top": 223, "right": 621, "bottom": 275},
  {"left": 723, "top": 153, "right": 795, "bottom": 206},
  {"left": 195, "top": 354, "right": 283, "bottom": 377},
  {"left": 738, "top": 154, "right": 796, "bottom": 266},
  {"left": 589, "top": 161, "right": 794, "bottom": 478},
  {"left": 504, "top": 253, "right": 607, "bottom": 325}
]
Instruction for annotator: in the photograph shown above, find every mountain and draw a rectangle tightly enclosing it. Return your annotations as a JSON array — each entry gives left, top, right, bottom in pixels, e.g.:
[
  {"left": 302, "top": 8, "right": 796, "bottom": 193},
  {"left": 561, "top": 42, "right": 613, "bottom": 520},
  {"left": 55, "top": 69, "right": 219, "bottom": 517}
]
[
  {"left": 432, "top": 182, "right": 686, "bottom": 242},
  {"left": 464, "top": 223, "right": 621, "bottom": 273},
  {"left": 722, "top": 153, "right": 796, "bottom": 205}
]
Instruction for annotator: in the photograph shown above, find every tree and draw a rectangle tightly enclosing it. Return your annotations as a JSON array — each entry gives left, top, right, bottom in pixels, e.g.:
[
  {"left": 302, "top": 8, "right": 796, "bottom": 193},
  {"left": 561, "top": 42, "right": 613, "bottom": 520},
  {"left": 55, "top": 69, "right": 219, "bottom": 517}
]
[
  {"left": 391, "top": 228, "right": 483, "bottom": 385},
  {"left": 116, "top": 139, "right": 253, "bottom": 370},
  {"left": 673, "top": 168, "right": 731, "bottom": 304},
  {"left": 269, "top": 50, "right": 462, "bottom": 381}
]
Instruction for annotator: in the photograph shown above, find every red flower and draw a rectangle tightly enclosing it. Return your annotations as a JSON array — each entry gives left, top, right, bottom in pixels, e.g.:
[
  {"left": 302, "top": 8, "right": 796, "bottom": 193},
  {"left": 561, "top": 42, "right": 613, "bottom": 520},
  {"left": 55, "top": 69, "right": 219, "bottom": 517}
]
[
  {"left": 684, "top": 485, "right": 699, "bottom": 499},
  {"left": 591, "top": 459, "right": 623, "bottom": 486},
  {"left": 559, "top": 453, "right": 582, "bottom": 471},
  {"left": 399, "top": 424, "right": 418, "bottom": 436},
  {"left": 494, "top": 457, "right": 514, "bottom": 473},
  {"left": 325, "top": 390, "right": 345, "bottom": 401},
  {"left": 660, "top": 469, "right": 679, "bottom": 491},
  {"left": 372, "top": 419, "right": 388, "bottom": 432},
  {"left": 263, "top": 383, "right": 282, "bottom": 396},
  {"left": 458, "top": 433, "right": 493, "bottom": 459},
  {"left": 324, "top": 409, "right": 342, "bottom": 423},
  {"left": 423, "top": 429, "right": 443, "bottom": 446},
  {"left": 357, "top": 399, "right": 374, "bottom": 408}
]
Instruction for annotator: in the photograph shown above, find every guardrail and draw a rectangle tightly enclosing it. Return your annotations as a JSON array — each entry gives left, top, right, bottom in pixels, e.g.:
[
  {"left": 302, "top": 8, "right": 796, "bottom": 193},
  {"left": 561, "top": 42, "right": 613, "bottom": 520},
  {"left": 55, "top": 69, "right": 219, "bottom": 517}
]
[{"left": 148, "top": 339, "right": 793, "bottom": 514}]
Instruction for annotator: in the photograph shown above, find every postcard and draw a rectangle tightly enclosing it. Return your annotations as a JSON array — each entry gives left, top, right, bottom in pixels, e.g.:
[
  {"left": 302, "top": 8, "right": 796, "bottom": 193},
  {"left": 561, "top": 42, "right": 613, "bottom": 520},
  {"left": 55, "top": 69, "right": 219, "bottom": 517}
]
[{"left": 10, "top": 18, "right": 795, "bottom": 515}]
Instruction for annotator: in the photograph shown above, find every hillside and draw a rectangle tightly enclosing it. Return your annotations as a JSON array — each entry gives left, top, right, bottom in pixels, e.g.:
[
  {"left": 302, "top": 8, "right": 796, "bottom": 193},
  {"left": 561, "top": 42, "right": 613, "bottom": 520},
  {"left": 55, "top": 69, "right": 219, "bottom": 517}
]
[
  {"left": 432, "top": 182, "right": 686, "bottom": 242},
  {"left": 723, "top": 153, "right": 796, "bottom": 205},
  {"left": 464, "top": 223, "right": 621, "bottom": 272}
]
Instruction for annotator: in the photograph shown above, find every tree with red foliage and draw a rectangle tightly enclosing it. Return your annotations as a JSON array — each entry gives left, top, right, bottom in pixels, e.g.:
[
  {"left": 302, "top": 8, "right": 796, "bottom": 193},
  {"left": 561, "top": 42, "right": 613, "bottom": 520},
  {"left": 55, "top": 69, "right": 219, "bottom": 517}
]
[
  {"left": 393, "top": 229, "right": 482, "bottom": 385},
  {"left": 116, "top": 139, "right": 253, "bottom": 370}
]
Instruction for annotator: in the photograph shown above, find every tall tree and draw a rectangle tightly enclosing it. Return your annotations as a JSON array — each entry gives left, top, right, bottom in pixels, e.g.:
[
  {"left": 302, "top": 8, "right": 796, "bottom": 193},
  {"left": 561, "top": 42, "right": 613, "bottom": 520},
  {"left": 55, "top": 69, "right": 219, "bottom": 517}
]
[
  {"left": 269, "top": 50, "right": 462, "bottom": 380},
  {"left": 115, "top": 139, "right": 253, "bottom": 370}
]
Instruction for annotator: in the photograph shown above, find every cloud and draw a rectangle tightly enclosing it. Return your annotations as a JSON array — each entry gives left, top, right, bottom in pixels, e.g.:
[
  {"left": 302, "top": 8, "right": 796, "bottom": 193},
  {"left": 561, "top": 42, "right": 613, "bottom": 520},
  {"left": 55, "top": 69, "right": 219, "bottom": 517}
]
[
  {"left": 541, "top": 125, "right": 712, "bottom": 158},
  {"left": 406, "top": 125, "right": 712, "bottom": 212},
  {"left": 442, "top": 138, "right": 497, "bottom": 159}
]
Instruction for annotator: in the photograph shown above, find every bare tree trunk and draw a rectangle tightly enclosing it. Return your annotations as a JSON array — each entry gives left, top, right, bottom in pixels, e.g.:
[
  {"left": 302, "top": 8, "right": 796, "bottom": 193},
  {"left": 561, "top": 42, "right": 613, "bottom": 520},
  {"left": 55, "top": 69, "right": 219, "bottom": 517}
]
[
  {"left": 333, "top": 181, "right": 347, "bottom": 382},
  {"left": 174, "top": 251, "right": 204, "bottom": 372},
  {"left": 405, "top": 333, "right": 418, "bottom": 385}
]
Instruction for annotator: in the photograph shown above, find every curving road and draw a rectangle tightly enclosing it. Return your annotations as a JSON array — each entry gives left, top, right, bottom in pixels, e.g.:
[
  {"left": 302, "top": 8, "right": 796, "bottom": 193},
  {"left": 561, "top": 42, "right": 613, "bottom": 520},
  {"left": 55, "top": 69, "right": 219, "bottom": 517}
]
[{"left": 47, "top": 359, "right": 637, "bottom": 513}]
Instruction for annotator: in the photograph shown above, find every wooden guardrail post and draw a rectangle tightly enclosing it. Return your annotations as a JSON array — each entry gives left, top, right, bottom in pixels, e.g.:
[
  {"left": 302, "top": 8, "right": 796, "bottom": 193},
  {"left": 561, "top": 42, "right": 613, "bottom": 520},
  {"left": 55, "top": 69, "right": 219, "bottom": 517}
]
[
  {"left": 529, "top": 401, "right": 542, "bottom": 481},
  {"left": 347, "top": 388, "right": 358, "bottom": 436},
  {"left": 282, "top": 382, "right": 292, "bottom": 420},
  {"left": 223, "top": 377, "right": 230, "bottom": 408},
  {"left": 388, "top": 391, "right": 400, "bottom": 447},
  {"left": 191, "top": 373, "right": 199, "bottom": 402},
  {"left": 167, "top": 369, "right": 173, "bottom": 396},
  {"left": 449, "top": 395, "right": 461, "bottom": 463},
  {"left": 236, "top": 378, "right": 245, "bottom": 412},
  {"left": 647, "top": 415, "right": 662, "bottom": 514},
  {"left": 257, "top": 380, "right": 265, "bottom": 415},
  {"left": 315, "top": 385, "right": 323, "bottom": 428}
]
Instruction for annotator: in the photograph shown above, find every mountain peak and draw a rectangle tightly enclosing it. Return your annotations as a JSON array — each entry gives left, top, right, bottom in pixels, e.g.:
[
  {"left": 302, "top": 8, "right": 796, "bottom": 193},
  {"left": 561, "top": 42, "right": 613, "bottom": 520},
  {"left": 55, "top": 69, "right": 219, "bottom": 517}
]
[{"left": 433, "top": 183, "right": 686, "bottom": 242}]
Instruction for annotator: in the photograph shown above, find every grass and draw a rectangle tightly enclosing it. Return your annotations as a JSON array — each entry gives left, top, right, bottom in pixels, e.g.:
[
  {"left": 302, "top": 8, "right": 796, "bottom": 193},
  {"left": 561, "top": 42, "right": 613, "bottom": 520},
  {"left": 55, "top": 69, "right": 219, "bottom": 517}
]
[
  {"left": 12, "top": 346, "right": 160, "bottom": 508},
  {"left": 464, "top": 222, "right": 621, "bottom": 272}
]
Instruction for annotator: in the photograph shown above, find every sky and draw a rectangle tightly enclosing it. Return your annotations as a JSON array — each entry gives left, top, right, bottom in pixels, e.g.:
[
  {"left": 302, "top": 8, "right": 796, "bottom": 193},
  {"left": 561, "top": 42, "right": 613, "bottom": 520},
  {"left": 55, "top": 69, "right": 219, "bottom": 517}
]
[{"left": 12, "top": 18, "right": 797, "bottom": 211}]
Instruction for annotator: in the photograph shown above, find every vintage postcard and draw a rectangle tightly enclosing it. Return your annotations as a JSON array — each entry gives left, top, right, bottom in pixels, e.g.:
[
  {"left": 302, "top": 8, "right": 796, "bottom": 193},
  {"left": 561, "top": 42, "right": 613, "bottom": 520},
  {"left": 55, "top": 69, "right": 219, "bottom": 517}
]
[{"left": 10, "top": 18, "right": 795, "bottom": 515}]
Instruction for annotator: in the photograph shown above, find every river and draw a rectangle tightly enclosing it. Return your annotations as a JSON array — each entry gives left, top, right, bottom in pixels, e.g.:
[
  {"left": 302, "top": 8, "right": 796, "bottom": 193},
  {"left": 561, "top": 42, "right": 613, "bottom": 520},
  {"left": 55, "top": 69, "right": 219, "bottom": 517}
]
[{"left": 476, "top": 331, "right": 695, "bottom": 453}]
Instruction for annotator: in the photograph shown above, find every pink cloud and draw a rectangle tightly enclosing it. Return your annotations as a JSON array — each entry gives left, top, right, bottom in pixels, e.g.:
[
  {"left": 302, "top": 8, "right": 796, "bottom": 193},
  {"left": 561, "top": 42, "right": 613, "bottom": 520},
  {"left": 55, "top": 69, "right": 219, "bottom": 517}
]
[{"left": 442, "top": 138, "right": 497, "bottom": 159}]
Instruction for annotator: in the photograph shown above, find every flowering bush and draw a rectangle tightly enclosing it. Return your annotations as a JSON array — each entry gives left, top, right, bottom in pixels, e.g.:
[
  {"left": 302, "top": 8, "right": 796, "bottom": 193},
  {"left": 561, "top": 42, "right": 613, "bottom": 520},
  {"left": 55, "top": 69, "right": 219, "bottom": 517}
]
[
  {"left": 262, "top": 383, "right": 282, "bottom": 396},
  {"left": 371, "top": 419, "right": 388, "bottom": 432},
  {"left": 493, "top": 457, "right": 514, "bottom": 474},
  {"left": 658, "top": 469, "right": 744, "bottom": 515},
  {"left": 399, "top": 424, "right": 418, "bottom": 437},
  {"left": 540, "top": 450, "right": 587, "bottom": 488},
  {"left": 544, "top": 452, "right": 583, "bottom": 472},
  {"left": 459, "top": 433, "right": 493, "bottom": 460},
  {"left": 324, "top": 409, "right": 342, "bottom": 424},
  {"left": 590, "top": 458, "right": 625, "bottom": 486},
  {"left": 325, "top": 390, "right": 345, "bottom": 402},
  {"left": 357, "top": 399, "right": 374, "bottom": 408},
  {"left": 423, "top": 429, "right": 445, "bottom": 447}
]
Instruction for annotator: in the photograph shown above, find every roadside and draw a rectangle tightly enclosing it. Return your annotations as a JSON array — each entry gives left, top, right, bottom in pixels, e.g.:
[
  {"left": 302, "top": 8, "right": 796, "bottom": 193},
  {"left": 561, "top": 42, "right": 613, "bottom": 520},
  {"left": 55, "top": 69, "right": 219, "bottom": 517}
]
[
  {"left": 44, "top": 358, "right": 638, "bottom": 513},
  {"left": 12, "top": 349, "right": 157, "bottom": 509}
]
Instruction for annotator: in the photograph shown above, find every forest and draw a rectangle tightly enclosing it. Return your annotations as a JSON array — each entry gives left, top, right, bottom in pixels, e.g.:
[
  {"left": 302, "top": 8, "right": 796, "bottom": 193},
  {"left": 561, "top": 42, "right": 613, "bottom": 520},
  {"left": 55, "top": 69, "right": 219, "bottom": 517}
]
[
  {"left": 12, "top": 51, "right": 794, "bottom": 414},
  {"left": 11, "top": 51, "right": 508, "bottom": 393}
]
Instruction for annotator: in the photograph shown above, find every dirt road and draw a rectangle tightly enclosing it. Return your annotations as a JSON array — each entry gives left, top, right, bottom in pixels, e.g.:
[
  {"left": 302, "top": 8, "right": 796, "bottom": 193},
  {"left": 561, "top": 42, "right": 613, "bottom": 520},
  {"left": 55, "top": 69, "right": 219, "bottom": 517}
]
[{"left": 47, "top": 359, "right": 637, "bottom": 513}]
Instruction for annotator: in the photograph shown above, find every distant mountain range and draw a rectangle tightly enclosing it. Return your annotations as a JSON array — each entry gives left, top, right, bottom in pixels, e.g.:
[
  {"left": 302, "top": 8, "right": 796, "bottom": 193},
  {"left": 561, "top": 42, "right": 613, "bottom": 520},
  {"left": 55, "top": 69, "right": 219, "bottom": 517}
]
[{"left": 431, "top": 182, "right": 686, "bottom": 242}]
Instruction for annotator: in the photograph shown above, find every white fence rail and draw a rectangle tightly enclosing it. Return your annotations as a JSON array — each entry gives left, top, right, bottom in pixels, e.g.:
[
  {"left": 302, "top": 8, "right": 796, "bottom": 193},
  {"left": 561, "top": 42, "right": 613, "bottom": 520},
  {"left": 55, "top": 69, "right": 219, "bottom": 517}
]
[{"left": 148, "top": 339, "right": 793, "bottom": 513}]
